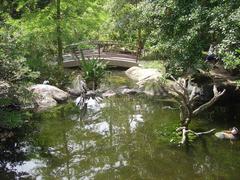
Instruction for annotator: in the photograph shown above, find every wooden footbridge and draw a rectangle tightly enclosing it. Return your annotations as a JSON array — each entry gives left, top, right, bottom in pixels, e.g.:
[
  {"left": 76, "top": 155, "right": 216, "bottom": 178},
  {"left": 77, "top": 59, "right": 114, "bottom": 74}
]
[{"left": 63, "top": 41, "right": 139, "bottom": 68}]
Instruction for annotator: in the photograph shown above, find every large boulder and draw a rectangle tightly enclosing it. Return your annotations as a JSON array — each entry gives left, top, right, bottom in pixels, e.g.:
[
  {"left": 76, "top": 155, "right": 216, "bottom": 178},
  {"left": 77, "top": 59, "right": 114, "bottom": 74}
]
[
  {"left": 29, "top": 84, "right": 69, "bottom": 111},
  {"left": 125, "top": 66, "right": 162, "bottom": 86},
  {"left": 125, "top": 66, "right": 167, "bottom": 96}
]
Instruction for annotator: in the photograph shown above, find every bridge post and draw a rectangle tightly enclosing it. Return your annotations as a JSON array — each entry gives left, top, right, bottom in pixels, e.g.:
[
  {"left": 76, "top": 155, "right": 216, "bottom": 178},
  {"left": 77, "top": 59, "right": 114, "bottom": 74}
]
[{"left": 97, "top": 43, "right": 101, "bottom": 59}]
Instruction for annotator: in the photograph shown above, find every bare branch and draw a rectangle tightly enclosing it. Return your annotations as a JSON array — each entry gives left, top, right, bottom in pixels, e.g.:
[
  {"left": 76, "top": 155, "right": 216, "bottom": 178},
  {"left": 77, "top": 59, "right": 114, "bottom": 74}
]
[
  {"left": 188, "top": 129, "right": 215, "bottom": 136},
  {"left": 176, "top": 127, "right": 185, "bottom": 132},
  {"left": 213, "top": 85, "right": 218, "bottom": 96},
  {"left": 189, "top": 86, "right": 197, "bottom": 102},
  {"left": 193, "top": 86, "right": 225, "bottom": 115},
  {"left": 169, "top": 85, "right": 185, "bottom": 100},
  {"left": 177, "top": 127, "right": 215, "bottom": 144},
  {"left": 170, "top": 76, "right": 188, "bottom": 96}
]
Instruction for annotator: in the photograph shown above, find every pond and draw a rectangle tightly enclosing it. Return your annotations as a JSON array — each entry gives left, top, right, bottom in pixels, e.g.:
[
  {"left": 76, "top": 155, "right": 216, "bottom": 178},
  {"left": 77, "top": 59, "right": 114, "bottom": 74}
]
[{"left": 1, "top": 72, "right": 240, "bottom": 180}]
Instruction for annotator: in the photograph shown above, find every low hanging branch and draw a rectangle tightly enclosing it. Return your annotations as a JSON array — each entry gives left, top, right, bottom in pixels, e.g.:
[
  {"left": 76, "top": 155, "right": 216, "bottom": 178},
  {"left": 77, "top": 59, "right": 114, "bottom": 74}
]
[{"left": 167, "top": 76, "right": 225, "bottom": 144}]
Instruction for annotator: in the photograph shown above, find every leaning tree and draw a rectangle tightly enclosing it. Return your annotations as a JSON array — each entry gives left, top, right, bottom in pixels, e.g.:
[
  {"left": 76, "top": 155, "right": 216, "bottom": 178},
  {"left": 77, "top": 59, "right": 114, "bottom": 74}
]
[{"left": 166, "top": 76, "right": 225, "bottom": 144}]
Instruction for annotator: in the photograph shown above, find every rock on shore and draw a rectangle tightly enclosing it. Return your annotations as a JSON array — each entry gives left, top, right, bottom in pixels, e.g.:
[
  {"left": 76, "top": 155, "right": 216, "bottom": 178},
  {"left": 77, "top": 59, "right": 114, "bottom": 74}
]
[{"left": 29, "top": 84, "right": 69, "bottom": 111}]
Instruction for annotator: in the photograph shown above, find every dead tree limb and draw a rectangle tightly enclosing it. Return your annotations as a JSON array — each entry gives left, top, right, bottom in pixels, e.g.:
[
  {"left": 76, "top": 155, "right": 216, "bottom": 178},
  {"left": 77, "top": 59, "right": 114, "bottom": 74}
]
[
  {"left": 167, "top": 76, "right": 225, "bottom": 144},
  {"left": 176, "top": 127, "right": 216, "bottom": 144},
  {"left": 188, "top": 129, "right": 216, "bottom": 136},
  {"left": 193, "top": 85, "right": 225, "bottom": 115}
]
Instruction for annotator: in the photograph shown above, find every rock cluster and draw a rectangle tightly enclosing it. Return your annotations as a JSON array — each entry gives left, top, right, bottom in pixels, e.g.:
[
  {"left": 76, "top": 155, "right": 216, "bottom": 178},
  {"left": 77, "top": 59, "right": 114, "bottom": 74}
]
[{"left": 29, "top": 84, "right": 69, "bottom": 111}]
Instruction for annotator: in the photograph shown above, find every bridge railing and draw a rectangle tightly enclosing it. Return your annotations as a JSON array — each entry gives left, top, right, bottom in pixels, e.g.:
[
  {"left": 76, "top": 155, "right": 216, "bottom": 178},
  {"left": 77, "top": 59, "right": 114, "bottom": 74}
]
[{"left": 63, "top": 40, "right": 139, "bottom": 62}]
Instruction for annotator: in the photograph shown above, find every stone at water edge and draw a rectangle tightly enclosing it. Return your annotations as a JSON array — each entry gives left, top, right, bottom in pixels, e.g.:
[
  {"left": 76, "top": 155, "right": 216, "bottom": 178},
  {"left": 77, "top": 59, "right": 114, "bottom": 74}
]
[
  {"left": 120, "top": 88, "right": 141, "bottom": 95},
  {"left": 29, "top": 84, "right": 69, "bottom": 111},
  {"left": 102, "top": 90, "right": 116, "bottom": 98},
  {"left": 29, "top": 84, "right": 69, "bottom": 102}
]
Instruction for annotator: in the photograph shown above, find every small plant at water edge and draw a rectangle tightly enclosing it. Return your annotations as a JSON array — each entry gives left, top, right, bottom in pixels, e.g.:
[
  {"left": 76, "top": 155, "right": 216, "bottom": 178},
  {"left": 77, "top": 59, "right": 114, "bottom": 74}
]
[{"left": 81, "top": 58, "right": 107, "bottom": 90}]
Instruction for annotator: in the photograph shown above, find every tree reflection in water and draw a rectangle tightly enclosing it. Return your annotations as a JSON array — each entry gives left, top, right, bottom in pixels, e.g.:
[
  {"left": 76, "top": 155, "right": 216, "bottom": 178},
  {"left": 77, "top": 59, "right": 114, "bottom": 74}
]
[{"left": 1, "top": 96, "right": 240, "bottom": 179}]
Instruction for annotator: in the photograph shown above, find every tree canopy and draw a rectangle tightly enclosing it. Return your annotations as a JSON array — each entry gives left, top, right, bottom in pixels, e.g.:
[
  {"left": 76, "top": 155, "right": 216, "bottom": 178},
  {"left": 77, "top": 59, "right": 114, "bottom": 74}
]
[
  {"left": 0, "top": 0, "right": 239, "bottom": 106},
  {"left": 99, "top": 1, "right": 236, "bottom": 73}
]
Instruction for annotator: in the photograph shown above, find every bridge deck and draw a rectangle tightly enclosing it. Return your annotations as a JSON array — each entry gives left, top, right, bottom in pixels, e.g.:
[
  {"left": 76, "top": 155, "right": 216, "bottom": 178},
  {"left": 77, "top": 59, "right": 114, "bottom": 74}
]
[{"left": 63, "top": 49, "right": 138, "bottom": 68}]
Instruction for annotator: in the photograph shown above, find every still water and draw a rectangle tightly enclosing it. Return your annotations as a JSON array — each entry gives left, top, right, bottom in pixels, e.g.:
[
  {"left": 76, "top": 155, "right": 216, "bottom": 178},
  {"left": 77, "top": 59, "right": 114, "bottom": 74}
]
[{"left": 1, "top": 72, "right": 240, "bottom": 180}]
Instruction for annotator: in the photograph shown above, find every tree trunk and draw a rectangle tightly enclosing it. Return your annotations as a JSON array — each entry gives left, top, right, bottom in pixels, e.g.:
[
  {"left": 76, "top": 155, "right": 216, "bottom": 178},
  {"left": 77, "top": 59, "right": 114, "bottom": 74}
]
[
  {"left": 56, "top": 0, "right": 63, "bottom": 66},
  {"left": 136, "top": 28, "right": 142, "bottom": 62}
]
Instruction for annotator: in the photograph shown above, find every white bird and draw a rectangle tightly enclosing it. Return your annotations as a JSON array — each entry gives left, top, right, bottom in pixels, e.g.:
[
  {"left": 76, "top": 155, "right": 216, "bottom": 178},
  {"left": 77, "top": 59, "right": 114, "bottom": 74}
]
[{"left": 43, "top": 80, "right": 49, "bottom": 85}]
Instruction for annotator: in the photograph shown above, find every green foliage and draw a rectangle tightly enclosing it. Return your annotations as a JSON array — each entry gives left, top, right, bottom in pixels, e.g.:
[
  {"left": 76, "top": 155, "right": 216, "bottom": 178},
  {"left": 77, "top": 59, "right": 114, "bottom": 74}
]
[
  {"left": 1, "top": 0, "right": 109, "bottom": 85},
  {"left": 81, "top": 58, "right": 107, "bottom": 90},
  {"left": 0, "top": 34, "right": 39, "bottom": 107},
  {"left": 0, "top": 16, "right": 38, "bottom": 128},
  {"left": 102, "top": 0, "right": 145, "bottom": 46},
  {"left": 106, "top": 0, "right": 240, "bottom": 75},
  {"left": 140, "top": 60, "right": 165, "bottom": 72},
  {"left": 29, "top": 61, "right": 72, "bottom": 89},
  {"left": 223, "top": 49, "right": 240, "bottom": 70},
  {"left": 152, "top": 1, "right": 239, "bottom": 74},
  {"left": 6, "top": 0, "right": 108, "bottom": 57},
  {"left": 0, "top": 51, "right": 39, "bottom": 84}
]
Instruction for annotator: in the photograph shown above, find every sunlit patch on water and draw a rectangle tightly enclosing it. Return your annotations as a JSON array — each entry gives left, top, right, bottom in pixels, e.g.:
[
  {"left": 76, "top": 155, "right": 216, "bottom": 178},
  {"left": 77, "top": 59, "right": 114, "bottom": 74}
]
[
  {"left": 1, "top": 72, "right": 240, "bottom": 179},
  {"left": 6, "top": 159, "right": 45, "bottom": 179},
  {"left": 128, "top": 114, "right": 144, "bottom": 132},
  {"left": 84, "top": 121, "right": 111, "bottom": 135}
]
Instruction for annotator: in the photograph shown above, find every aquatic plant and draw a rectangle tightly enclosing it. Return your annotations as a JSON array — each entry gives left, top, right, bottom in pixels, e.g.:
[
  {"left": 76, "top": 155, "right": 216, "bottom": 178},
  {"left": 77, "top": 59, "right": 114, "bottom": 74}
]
[{"left": 81, "top": 58, "right": 107, "bottom": 90}]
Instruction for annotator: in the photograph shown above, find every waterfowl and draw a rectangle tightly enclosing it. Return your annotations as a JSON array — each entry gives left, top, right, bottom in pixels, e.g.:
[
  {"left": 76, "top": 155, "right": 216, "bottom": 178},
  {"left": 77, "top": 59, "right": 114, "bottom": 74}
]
[{"left": 215, "top": 127, "right": 239, "bottom": 140}]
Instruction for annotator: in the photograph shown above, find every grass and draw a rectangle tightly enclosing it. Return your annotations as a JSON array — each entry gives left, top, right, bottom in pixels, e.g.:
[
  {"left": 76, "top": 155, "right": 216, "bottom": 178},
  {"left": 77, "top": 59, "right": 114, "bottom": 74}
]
[{"left": 139, "top": 60, "right": 165, "bottom": 72}]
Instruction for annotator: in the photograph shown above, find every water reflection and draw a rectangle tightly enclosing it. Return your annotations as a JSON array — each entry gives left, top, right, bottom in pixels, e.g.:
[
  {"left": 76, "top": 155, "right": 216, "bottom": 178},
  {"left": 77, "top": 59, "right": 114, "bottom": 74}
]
[
  {"left": 85, "top": 122, "right": 111, "bottom": 135},
  {"left": 1, "top": 96, "right": 240, "bottom": 179}
]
